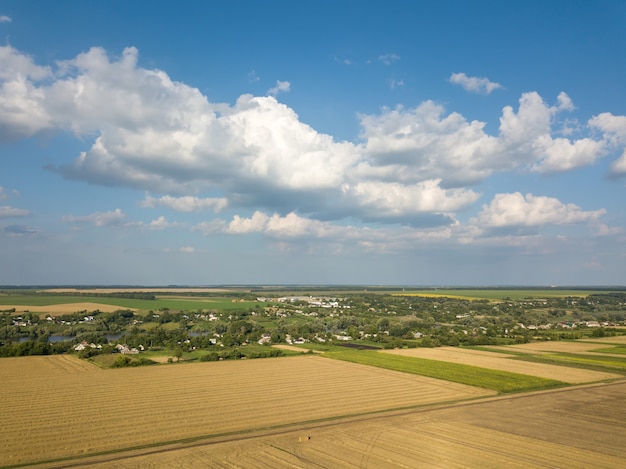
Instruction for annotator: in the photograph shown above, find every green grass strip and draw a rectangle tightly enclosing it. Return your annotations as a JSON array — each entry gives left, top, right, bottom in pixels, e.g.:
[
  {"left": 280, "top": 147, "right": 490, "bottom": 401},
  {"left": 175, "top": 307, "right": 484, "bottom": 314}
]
[
  {"left": 547, "top": 353, "right": 626, "bottom": 369},
  {"left": 324, "top": 349, "right": 566, "bottom": 393},
  {"left": 589, "top": 346, "right": 626, "bottom": 355}
]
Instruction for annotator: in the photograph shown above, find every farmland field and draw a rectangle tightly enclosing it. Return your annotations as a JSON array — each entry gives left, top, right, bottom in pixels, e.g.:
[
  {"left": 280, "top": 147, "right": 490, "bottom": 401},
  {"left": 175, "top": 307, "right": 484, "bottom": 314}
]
[
  {"left": 325, "top": 349, "right": 567, "bottom": 393},
  {"left": 0, "top": 302, "right": 133, "bottom": 313},
  {"left": 39, "top": 288, "right": 242, "bottom": 294},
  {"left": 382, "top": 346, "right": 621, "bottom": 383},
  {"left": 31, "top": 381, "right": 626, "bottom": 469},
  {"left": 393, "top": 288, "right": 614, "bottom": 300},
  {"left": 487, "top": 335, "right": 626, "bottom": 354},
  {"left": 0, "top": 354, "right": 494, "bottom": 467},
  {"left": 0, "top": 294, "right": 260, "bottom": 313}
]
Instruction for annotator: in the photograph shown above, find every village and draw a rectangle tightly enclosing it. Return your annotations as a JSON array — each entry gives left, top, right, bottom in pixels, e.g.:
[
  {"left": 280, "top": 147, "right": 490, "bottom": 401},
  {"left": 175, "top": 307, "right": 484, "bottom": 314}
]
[{"left": 2, "top": 290, "right": 625, "bottom": 361}]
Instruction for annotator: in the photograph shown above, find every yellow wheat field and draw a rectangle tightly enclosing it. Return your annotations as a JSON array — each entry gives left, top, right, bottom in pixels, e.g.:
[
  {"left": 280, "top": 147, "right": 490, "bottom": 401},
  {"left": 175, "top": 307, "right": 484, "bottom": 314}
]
[
  {"left": 488, "top": 335, "right": 626, "bottom": 354},
  {"left": 0, "top": 354, "right": 494, "bottom": 467},
  {"left": 37, "top": 381, "right": 626, "bottom": 469},
  {"left": 381, "top": 346, "right": 621, "bottom": 383},
  {"left": 586, "top": 335, "right": 626, "bottom": 345},
  {"left": 2, "top": 302, "right": 134, "bottom": 314},
  {"left": 39, "top": 288, "right": 235, "bottom": 294}
]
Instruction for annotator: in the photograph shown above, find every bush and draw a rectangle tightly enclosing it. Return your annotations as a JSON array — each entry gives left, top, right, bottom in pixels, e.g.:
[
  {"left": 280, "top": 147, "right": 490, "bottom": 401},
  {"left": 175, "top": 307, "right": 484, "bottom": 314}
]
[
  {"left": 200, "top": 352, "right": 220, "bottom": 362},
  {"left": 112, "top": 355, "right": 131, "bottom": 368}
]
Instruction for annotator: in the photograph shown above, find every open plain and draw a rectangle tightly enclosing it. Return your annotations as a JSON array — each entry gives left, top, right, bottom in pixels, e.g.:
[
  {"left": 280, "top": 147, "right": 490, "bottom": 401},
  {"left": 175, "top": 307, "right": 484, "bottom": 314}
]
[
  {"left": 30, "top": 381, "right": 626, "bottom": 469},
  {"left": 0, "top": 354, "right": 494, "bottom": 467},
  {"left": 2, "top": 349, "right": 626, "bottom": 468},
  {"left": 0, "top": 302, "right": 133, "bottom": 314}
]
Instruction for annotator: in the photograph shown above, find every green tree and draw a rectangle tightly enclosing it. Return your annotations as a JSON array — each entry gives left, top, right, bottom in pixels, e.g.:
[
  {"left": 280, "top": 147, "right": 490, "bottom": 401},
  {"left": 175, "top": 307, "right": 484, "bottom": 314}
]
[{"left": 174, "top": 345, "right": 184, "bottom": 362}]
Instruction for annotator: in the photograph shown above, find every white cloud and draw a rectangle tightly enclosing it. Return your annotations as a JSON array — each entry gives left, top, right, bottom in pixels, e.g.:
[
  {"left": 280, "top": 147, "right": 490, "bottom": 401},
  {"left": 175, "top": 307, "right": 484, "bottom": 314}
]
[
  {"left": 498, "top": 92, "right": 553, "bottom": 146},
  {"left": 0, "top": 45, "right": 51, "bottom": 81},
  {"left": 499, "top": 92, "right": 607, "bottom": 173},
  {"left": 140, "top": 195, "right": 228, "bottom": 212},
  {"left": 0, "top": 206, "right": 30, "bottom": 218},
  {"left": 2, "top": 44, "right": 624, "bottom": 232},
  {"left": 530, "top": 135, "right": 605, "bottom": 173},
  {"left": 202, "top": 211, "right": 355, "bottom": 241},
  {"left": 197, "top": 211, "right": 338, "bottom": 238},
  {"left": 474, "top": 192, "right": 605, "bottom": 228},
  {"left": 609, "top": 149, "right": 626, "bottom": 176},
  {"left": 589, "top": 112, "right": 626, "bottom": 144},
  {"left": 0, "top": 46, "right": 53, "bottom": 139},
  {"left": 195, "top": 210, "right": 459, "bottom": 255},
  {"left": 342, "top": 179, "right": 479, "bottom": 216},
  {"left": 449, "top": 72, "right": 502, "bottom": 94},
  {"left": 378, "top": 53, "right": 400, "bottom": 65},
  {"left": 588, "top": 112, "right": 626, "bottom": 177},
  {"left": 0, "top": 15, "right": 11, "bottom": 23},
  {"left": 267, "top": 80, "right": 290, "bottom": 96},
  {"left": 264, "top": 212, "right": 325, "bottom": 238},
  {"left": 556, "top": 91, "right": 574, "bottom": 111},
  {"left": 179, "top": 246, "right": 195, "bottom": 253},
  {"left": 147, "top": 216, "right": 178, "bottom": 230},
  {"left": 359, "top": 100, "right": 501, "bottom": 186},
  {"left": 227, "top": 211, "right": 269, "bottom": 234},
  {"left": 62, "top": 209, "right": 179, "bottom": 231},
  {"left": 62, "top": 208, "right": 126, "bottom": 227},
  {"left": 189, "top": 198, "right": 613, "bottom": 256}
]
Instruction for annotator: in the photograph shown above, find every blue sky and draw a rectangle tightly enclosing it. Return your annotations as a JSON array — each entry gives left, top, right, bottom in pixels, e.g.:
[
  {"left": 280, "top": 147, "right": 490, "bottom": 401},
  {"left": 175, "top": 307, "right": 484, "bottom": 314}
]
[{"left": 1, "top": 1, "right": 626, "bottom": 286}]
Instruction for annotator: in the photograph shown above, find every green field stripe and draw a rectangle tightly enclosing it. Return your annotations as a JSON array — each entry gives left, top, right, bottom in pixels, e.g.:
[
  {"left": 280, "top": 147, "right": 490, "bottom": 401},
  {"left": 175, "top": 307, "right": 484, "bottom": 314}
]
[
  {"left": 323, "top": 350, "right": 566, "bottom": 393},
  {"left": 589, "top": 346, "right": 626, "bottom": 355}
]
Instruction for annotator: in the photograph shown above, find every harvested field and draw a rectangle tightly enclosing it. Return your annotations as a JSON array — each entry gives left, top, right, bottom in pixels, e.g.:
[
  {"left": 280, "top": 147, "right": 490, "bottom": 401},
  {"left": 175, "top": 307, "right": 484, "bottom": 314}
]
[
  {"left": 382, "top": 346, "right": 620, "bottom": 383},
  {"left": 40, "top": 381, "right": 626, "bottom": 469},
  {"left": 588, "top": 335, "right": 626, "bottom": 344},
  {"left": 272, "top": 344, "right": 321, "bottom": 353},
  {"left": 487, "top": 341, "right": 616, "bottom": 354},
  {"left": 0, "top": 354, "right": 494, "bottom": 467},
  {"left": 40, "top": 288, "right": 237, "bottom": 294},
  {"left": 0, "top": 302, "right": 133, "bottom": 314},
  {"left": 488, "top": 336, "right": 626, "bottom": 353}
]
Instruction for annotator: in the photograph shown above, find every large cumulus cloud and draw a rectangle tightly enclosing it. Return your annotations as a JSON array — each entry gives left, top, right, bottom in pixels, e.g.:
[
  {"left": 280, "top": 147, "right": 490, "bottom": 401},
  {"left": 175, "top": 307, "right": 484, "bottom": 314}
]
[{"left": 0, "top": 44, "right": 621, "bottom": 240}]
